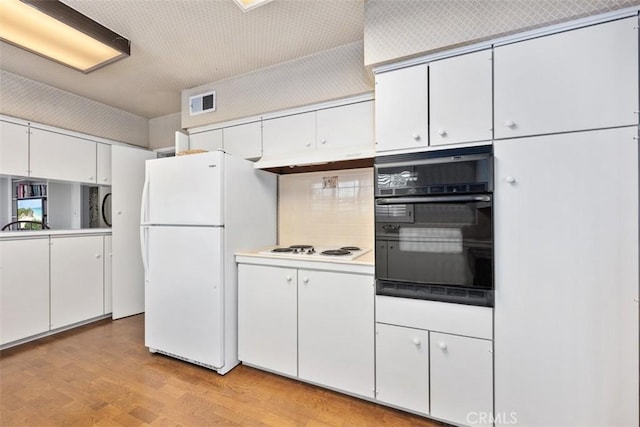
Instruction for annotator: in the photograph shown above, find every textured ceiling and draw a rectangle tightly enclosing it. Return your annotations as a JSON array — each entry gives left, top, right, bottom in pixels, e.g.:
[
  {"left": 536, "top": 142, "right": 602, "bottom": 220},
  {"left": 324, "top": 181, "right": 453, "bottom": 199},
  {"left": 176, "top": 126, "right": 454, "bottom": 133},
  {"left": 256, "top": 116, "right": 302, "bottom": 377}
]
[{"left": 0, "top": 0, "right": 365, "bottom": 119}]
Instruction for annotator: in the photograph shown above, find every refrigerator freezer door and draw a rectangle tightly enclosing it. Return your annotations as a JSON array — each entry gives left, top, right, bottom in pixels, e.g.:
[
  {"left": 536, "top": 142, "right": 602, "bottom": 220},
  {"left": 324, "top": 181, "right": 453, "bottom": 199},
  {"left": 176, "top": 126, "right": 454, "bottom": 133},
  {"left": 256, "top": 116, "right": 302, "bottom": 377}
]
[
  {"left": 145, "top": 226, "right": 224, "bottom": 368},
  {"left": 143, "top": 152, "right": 224, "bottom": 226}
]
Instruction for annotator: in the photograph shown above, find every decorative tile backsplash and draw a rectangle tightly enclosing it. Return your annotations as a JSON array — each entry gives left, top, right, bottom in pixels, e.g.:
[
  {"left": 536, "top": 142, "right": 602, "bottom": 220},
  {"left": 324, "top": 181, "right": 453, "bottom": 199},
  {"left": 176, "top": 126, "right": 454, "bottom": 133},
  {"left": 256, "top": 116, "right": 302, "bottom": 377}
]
[{"left": 278, "top": 168, "right": 374, "bottom": 250}]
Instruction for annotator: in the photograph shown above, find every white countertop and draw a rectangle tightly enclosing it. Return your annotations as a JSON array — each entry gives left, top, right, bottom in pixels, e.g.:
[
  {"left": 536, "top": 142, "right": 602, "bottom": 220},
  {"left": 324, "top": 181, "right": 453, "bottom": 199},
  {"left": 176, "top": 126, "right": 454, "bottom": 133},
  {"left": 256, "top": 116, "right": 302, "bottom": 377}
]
[
  {"left": 235, "top": 245, "right": 374, "bottom": 275},
  {"left": 0, "top": 228, "right": 112, "bottom": 240}
]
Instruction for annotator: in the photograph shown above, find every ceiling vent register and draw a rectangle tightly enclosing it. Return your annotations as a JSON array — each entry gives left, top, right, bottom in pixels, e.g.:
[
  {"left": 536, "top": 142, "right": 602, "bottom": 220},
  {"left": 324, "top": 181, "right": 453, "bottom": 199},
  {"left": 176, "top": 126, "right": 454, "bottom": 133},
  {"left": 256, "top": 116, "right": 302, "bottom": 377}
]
[{"left": 189, "top": 91, "right": 216, "bottom": 116}]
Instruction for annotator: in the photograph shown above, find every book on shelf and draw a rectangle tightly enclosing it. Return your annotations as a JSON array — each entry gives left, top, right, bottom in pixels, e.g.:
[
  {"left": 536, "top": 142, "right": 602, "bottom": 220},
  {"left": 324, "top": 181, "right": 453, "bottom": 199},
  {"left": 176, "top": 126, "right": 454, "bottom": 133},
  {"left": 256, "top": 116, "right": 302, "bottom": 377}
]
[{"left": 15, "top": 183, "right": 47, "bottom": 199}]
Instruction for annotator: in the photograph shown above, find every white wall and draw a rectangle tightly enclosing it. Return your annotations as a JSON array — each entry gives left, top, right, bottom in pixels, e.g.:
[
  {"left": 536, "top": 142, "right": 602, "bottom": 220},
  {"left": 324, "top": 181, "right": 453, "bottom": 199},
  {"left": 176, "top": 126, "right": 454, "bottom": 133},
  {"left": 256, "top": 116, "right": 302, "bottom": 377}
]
[
  {"left": 363, "top": 0, "right": 636, "bottom": 66},
  {"left": 0, "top": 71, "right": 149, "bottom": 148},
  {"left": 182, "top": 41, "right": 372, "bottom": 129},
  {"left": 149, "top": 112, "right": 182, "bottom": 150}
]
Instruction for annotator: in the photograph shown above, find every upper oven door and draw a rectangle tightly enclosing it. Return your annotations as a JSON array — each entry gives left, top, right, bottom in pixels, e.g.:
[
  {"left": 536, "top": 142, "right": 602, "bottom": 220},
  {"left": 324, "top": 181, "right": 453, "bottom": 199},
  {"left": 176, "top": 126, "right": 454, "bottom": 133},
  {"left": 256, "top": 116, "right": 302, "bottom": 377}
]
[
  {"left": 375, "top": 195, "right": 493, "bottom": 290},
  {"left": 375, "top": 147, "right": 493, "bottom": 198}
]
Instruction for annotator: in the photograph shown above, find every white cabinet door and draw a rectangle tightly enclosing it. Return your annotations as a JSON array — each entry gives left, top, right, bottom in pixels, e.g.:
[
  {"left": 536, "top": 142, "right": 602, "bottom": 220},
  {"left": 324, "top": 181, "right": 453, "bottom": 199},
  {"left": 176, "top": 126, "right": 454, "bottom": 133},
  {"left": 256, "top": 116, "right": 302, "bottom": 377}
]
[
  {"left": 262, "top": 111, "right": 316, "bottom": 158},
  {"left": 316, "top": 101, "right": 374, "bottom": 155},
  {"left": 30, "top": 128, "right": 97, "bottom": 184},
  {"left": 494, "top": 17, "right": 638, "bottom": 139},
  {"left": 375, "top": 63, "right": 428, "bottom": 152},
  {"left": 238, "top": 264, "right": 297, "bottom": 376},
  {"left": 223, "top": 121, "right": 262, "bottom": 160},
  {"left": 50, "top": 235, "right": 104, "bottom": 329},
  {"left": 298, "top": 270, "right": 375, "bottom": 397},
  {"left": 104, "top": 235, "right": 113, "bottom": 314},
  {"left": 111, "top": 145, "right": 156, "bottom": 319},
  {"left": 375, "top": 323, "right": 429, "bottom": 414},
  {"left": 430, "top": 332, "right": 493, "bottom": 426},
  {"left": 430, "top": 50, "right": 493, "bottom": 146},
  {"left": 0, "top": 120, "right": 29, "bottom": 177},
  {"left": 493, "top": 127, "right": 639, "bottom": 427},
  {"left": 0, "top": 238, "right": 50, "bottom": 345},
  {"left": 189, "top": 129, "right": 223, "bottom": 152},
  {"left": 96, "top": 143, "right": 112, "bottom": 185}
]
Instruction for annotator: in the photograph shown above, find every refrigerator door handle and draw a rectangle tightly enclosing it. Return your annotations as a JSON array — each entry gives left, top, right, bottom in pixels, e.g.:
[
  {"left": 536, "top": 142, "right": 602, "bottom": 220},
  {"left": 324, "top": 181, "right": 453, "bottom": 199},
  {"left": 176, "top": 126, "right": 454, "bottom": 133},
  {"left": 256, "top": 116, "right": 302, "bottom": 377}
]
[
  {"left": 140, "top": 226, "right": 149, "bottom": 281},
  {"left": 140, "top": 175, "right": 150, "bottom": 225}
]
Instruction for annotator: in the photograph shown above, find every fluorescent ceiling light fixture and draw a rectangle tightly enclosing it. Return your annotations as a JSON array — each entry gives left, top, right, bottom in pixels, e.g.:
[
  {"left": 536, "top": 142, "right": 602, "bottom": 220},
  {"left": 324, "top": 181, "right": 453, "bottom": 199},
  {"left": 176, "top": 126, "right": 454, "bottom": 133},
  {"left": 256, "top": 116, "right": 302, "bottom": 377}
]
[
  {"left": 233, "top": 0, "right": 273, "bottom": 12},
  {"left": 0, "top": 0, "right": 130, "bottom": 73}
]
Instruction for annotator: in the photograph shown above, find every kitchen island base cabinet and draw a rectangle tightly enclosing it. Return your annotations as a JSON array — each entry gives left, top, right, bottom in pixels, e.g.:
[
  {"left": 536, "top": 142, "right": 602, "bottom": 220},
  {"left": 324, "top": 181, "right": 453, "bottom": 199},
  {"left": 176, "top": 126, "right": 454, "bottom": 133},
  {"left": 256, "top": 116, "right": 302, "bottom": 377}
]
[
  {"left": 238, "top": 264, "right": 297, "bottom": 377},
  {"left": 298, "top": 269, "right": 375, "bottom": 398},
  {"left": 0, "top": 238, "right": 50, "bottom": 346},
  {"left": 50, "top": 236, "right": 105, "bottom": 329}
]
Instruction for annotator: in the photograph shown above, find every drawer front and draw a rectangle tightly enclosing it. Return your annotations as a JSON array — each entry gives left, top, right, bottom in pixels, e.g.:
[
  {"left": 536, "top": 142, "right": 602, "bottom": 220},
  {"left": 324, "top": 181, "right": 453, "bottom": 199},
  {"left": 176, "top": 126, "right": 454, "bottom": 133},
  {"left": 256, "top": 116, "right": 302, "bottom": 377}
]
[{"left": 376, "top": 296, "right": 492, "bottom": 339}]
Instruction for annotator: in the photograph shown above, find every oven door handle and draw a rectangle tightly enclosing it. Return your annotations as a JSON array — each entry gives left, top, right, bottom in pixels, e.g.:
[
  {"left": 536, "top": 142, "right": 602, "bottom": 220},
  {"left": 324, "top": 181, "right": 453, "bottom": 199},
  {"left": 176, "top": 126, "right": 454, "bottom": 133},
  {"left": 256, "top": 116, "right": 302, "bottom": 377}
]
[{"left": 376, "top": 195, "right": 491, "bottom": 205}]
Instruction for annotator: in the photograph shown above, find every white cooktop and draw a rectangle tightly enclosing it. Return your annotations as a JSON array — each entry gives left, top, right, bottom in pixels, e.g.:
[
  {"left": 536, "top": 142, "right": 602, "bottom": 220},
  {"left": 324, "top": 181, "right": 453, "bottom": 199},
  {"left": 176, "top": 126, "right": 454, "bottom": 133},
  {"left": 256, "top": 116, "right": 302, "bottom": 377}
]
[{"left": 258, "top": 246, "right": 370, "bottom": 261}]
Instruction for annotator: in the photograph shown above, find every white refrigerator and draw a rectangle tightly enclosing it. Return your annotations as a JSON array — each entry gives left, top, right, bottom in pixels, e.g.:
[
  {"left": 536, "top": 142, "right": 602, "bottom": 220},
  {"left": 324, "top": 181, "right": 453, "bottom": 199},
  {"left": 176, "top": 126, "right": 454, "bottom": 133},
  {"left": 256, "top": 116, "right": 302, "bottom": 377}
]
[{"left": 140, "top": 151, "right": 277, "bottom": 374}]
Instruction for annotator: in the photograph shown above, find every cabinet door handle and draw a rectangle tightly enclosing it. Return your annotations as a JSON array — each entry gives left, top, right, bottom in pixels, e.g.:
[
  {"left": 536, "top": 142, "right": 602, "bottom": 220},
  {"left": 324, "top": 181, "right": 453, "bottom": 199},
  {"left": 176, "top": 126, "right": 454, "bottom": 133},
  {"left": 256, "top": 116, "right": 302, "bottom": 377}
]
[
  {"left": 286, "top": 275, "right": 292, "bottom": 282},
  {"left": 411, "top": 133, "right": 421, "bottom": 141},
  {"left": 305, "top": 142, "right": 311, "bottom": 147},
  {"left": 95, "top": 254, "right": 102, "bottom": 259},
  {"left": 412, "top": 338, "right": 421, "bottom": 346},
  {"left": 504, "top": 120, "right": 516, "bottom": 128},
  {"left": 505, "top": 176, "right": 516, "bottom": 184},
  {"left": 88, "top": 176, "right": 94, "bottom": 180},
  {"left": 302, "top": 276, "right": 309, "bottom": 284},
  {"left": 437, "top": 129, "right": 446, "bottom": 136},
  {"left": 438, "top": 342, "right": 447, "bottom": 351},
  {"left": 102, "top": 177, "right": 108, "bottom": 182},
  {"left": 320, "top": 139, "right": 327, "bottom": 144}
]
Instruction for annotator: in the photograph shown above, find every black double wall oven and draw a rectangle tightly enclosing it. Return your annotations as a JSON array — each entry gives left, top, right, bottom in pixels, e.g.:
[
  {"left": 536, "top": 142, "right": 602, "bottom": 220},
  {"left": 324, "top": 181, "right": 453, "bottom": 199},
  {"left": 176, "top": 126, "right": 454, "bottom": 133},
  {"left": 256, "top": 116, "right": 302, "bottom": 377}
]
[{"left": 374, "top": 146, "right": 494, "bottom": 307}]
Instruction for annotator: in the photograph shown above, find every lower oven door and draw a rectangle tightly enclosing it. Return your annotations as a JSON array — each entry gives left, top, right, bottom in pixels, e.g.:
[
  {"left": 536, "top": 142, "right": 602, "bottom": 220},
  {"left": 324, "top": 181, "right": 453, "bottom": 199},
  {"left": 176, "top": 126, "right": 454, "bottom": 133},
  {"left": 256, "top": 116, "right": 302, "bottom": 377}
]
[{"left": 375, "top": 195, "right": 493, "bottom": 306}]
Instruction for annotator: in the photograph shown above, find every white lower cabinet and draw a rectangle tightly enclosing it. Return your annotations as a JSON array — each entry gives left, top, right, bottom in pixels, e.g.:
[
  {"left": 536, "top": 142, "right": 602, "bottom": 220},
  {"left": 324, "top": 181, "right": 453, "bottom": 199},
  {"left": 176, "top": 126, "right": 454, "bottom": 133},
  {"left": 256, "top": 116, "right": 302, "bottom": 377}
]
[
  {"left": 298, "top": 269, "right": 375, "bottom": 398},
  {"left": 50, "top": 235, "right": 105, "bottom": 329},
  {"left": 0, "top": 238, "right": 50, "bottom": 345},
  {"left": 238, "top": 264, "right": 297, "bottom": 377},
  {"left": 104, "top": 235, "right": 113, "bottom": 314},
  {"left": 237, "top": 261, "right": 375, "bottom": 398},
  {"left": 429, "top": 332, "right": 493, "bottom": 426},
  {"left": 375, "top": 296, "right": 493, "bottom": 426},
  {"left": 375, "top": 323, "right": 430, "bottom": 414}
]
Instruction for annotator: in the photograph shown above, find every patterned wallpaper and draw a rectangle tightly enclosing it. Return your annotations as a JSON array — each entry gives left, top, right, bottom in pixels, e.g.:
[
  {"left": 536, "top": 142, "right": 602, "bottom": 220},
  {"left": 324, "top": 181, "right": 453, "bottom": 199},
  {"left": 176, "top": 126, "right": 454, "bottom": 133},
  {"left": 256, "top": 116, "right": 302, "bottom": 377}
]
[
  {"left": 0, "top": 71, "right": 149, "bottom": 147},
  {"left": 364, "top": 0, "right": 640, "bottom": 66},
  {"left": 182, "top": 41, "right": 373, "bottom": 129}
]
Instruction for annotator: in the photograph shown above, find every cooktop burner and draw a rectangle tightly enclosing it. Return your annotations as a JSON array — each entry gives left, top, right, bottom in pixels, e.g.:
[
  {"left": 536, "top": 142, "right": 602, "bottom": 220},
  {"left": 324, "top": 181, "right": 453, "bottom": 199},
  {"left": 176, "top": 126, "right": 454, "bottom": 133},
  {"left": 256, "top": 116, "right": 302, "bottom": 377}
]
[
  {"left": 340, "top": 246, "right": 360, "bottom": 251},
  {"left": 321, "top": 249, "right": 351, "bottom": 256},
  {"left": 289, "top": 245, "right": 314, "bottom": 249},
  {"left": 271, "top": 247, "right": 295, "bottom": 253}
]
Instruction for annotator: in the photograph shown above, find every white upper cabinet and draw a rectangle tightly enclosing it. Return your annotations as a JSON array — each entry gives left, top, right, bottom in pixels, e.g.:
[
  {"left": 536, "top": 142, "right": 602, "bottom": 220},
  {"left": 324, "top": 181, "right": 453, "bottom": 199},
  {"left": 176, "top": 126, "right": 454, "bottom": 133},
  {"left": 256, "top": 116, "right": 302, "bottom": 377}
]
[
  {"left": 316, "top": 101, "right": 374, "bottom": 157},
  {"left": 494, "top": 17, "right": 638, "bottom": 138},
  {"left": 96, "top": 143, "right": 111, "bottom": 185},
  {"left": 262, "top": 111, "right": 316, "bottom": 159},
  {"left": 375, "top": 63, "right": 428, "bottom": 152},
  {"left": 223, "top": 121, "right": 262, "bottom": 160},
  {"left": 30, "top": 128, "right": 97, "bottom": 184},
  {"left": 0, "top": 120, "right": 29, "bottom": 177},
  {"left": 189, "top": 128, "right": 223, "bottom": 152},
  {"left": 429, "top": 50, "right": 493, "bottom": 146}
]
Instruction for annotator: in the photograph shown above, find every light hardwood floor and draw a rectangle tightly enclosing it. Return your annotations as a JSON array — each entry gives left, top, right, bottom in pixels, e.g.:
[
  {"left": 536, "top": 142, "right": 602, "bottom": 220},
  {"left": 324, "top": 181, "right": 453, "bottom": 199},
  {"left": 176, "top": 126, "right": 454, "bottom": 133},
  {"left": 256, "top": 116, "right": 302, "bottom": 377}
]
[{"left": 0, "top": 315, "right": 444, "bottom": 426}]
